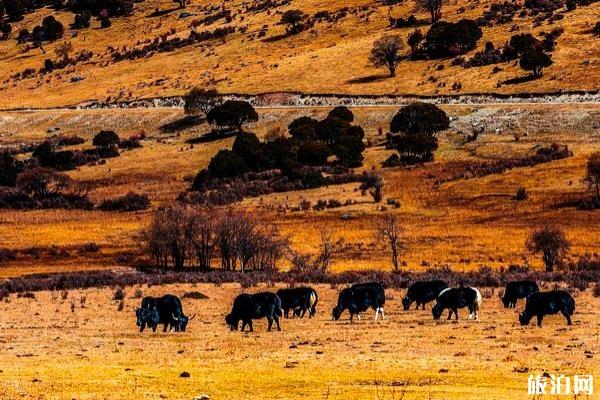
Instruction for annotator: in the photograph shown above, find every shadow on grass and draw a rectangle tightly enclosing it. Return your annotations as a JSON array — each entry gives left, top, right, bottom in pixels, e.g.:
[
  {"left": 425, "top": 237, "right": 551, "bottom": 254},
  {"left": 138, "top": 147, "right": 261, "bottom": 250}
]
[
  {"left": 502, "top": 74, "right": 539, "bottom": 85},
  {"left": 186, "top": 130, "right": 237, "bottom": 144},
  {"left": 347, "top": 74, "right": 390, "bottom": 84},
  {"left": 262, "top": 33, "right": 290, "bottom": 43},
  {"left": 159, "top": 115, "right": 205, "bottom": 133}
]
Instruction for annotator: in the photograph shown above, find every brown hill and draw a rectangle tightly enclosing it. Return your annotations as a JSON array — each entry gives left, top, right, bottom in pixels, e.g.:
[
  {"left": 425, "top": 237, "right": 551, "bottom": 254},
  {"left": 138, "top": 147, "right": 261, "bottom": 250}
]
[{"left": 0, "top": 0, "right": 598, "bottom": 108}]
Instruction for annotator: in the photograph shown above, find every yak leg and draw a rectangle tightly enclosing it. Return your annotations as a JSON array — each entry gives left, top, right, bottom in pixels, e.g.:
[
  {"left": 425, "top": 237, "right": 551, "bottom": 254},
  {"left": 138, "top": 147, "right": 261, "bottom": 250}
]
[
  {"left": 380, "top": 307, "right": 385, "bottom": 320},
  {"left": 536, "top": 315, "right": 544, "bottom": 327},
  {"left": 274, "top": 315, "right": 281, "bottom": 331},
  {"left": 447, "top": 310, "right": 453, "bottom": 320},
  {"left": 267, "top": 316, "right": 274, "bottom": 331},
  {"left": 163, "top": 323, "right": 168, "bottom": 333},
  {"left": 374, "top": 308, "right": 379, "bottom": 320},
  {"left": 561, "top": 309, "right": 572, "bottom": 325},
  {"left": 454, "top": 309, "right": 459, "bottom": 320}
]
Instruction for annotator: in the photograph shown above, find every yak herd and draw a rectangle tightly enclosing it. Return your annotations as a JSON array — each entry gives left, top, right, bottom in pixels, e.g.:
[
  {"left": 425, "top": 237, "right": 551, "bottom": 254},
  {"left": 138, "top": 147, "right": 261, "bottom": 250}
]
[{"left": 134, "top": 280, "right": 576, "bottom": 333}]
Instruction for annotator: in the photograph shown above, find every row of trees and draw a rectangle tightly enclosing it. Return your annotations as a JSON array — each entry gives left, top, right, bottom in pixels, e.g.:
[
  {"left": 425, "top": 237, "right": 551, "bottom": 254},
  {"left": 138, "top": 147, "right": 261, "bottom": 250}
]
[
  {"left": 370, "top": 21, "right": 553, "bottom": 78},
  {"left": 192, "top": 105, "right": 366, "bottom": 190},
  {"left": 142, "top": 204, "right": 288, "bottom": 272}
]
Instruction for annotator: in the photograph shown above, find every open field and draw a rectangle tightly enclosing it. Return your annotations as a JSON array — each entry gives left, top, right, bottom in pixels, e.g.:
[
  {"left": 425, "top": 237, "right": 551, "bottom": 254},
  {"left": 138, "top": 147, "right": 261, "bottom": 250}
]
[
  {"left": 0, "top": 0, "right": 598, "bottom": 108},
  {"left": 1, "top": 103, "right": 599, "bottom": 276},
  {"left": 0, "top": 283, "right": 598, "bottom": 399}
]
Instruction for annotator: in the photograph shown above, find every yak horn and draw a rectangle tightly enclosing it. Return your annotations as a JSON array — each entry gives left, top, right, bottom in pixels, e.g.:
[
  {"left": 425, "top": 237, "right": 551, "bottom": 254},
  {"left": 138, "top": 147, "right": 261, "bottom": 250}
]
[
  {"left": 189, "top": 314, "right": 196, "bottom": 321},
  {"left": 172, "top": 313, "right": 179, "bottom": 320}
]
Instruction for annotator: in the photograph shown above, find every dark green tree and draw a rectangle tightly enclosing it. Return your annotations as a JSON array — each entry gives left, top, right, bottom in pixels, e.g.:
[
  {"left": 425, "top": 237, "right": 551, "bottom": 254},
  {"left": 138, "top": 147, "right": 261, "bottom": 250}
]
[
  {"left": 206, "top": 100, "right": 258, "bottom": 133},
  {"left": 0, "top": 152, "right": 24, "bottom": 187},
  {"left": 207, "top": 150, "right": 248, "bottom": 178},
  {"left": 520, "top": 50, "right": 552, "bottom": 77},
  {"left": 93, "top": 130, "right": 120, "bottom": 148}
]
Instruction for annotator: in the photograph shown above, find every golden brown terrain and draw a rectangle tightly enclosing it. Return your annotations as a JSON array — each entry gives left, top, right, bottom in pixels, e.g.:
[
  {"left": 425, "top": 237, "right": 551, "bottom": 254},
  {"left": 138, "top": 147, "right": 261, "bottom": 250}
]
[
  {"left": 1, "top": 103, "right": 599, "bottom": 276},
  {"left": 0, "top": 283, "right": 598, "bottom": 399},
  {"left": 0, "top": 0, "right": 598, "bottom": 108}
]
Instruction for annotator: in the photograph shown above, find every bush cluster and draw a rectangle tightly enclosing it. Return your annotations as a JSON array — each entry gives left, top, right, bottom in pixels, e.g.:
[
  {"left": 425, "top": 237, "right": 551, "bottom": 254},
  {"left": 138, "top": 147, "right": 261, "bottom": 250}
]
[
  {"left": 99, "top": 192, "right": 150, "bottom": 211},
  {"left": 192, "top": 106, "right": 366, "bottom": 200}
]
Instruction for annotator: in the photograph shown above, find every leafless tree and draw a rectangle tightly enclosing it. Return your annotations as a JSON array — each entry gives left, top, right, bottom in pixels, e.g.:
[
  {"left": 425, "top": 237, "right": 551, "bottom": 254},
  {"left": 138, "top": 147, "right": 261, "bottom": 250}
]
[
  {"left": 369, "top": 35, "right": 404, "bottom": 77},
  {"left": 142, "top": 209, "right": 171, "bottom": 273},
  {"left": 373, "top": 212, "right": 402, "bottom": 271},
  {"left": 190, "top": 206, "right": 216, "bottom": 270},
  {"left": 360, "top": 170, "right": 384, "bottom": 203},
  {"left": 54, "top": 41, "right": 73, "bottom": 63},
  {"left": 214, "top": 208, "right": 242, "bottom": 271},
  {"left": 143, "top": 205, "right": 287, "bottom": 272},
  {"left": 415, "top": 0, "right": 444, "bottom": 23},
  {"left": 315, "top": 229, "right": 343, "bottom": 273},
  {"left": 526, "top": 226, "right": 570, "bottom": 272},
  {"left": 586, "top": 152, "right": 600, "bottom": 202}
]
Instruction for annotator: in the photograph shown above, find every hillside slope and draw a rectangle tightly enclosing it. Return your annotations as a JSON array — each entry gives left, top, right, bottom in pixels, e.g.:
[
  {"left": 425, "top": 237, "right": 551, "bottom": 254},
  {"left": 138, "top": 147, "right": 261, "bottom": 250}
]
[{"left": 0, "top": 0, "right": 598, "bottom": 108}]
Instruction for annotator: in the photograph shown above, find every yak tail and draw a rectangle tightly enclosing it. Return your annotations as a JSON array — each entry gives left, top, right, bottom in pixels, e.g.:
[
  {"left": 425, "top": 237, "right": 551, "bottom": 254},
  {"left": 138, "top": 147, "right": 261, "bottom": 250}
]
[
  {"left": 470, "top": 288, "right": 483, "bottom": 320},
  {"left": 274, "top": 295, "right": 284, "bottom": 317},
  {"left": 309, "top": 290, "right": 318, "bottom": 315}
]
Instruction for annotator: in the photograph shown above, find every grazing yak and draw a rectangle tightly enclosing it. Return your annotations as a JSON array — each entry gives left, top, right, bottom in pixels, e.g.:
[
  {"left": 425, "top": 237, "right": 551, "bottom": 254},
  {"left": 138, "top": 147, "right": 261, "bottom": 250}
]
[
  {"left": 225, "top": 292, "right": 283, "bottom": 332},
  {"left": 135, "top": 304, "right": 160, "bottom": 332},
  {"left": 332, "top": 282, "right": 386, "bottom": 321},
  {"left": 432, "top": 287, "right": 482, "bottom": 320},
  {"left": 136, "top": 294, "right": 194, "bottom": 332},
  {"left": 519, "top": 290, "right": 575, "bottom": 327},
  {"left": 402, "top": 280, "right": 448, "bottom": 310},
  {"left": 501, "top": 280, "right": 539, "bottom": 308},
  {"left": 276, "top": 287, "right": 318, "bottom": 318}
]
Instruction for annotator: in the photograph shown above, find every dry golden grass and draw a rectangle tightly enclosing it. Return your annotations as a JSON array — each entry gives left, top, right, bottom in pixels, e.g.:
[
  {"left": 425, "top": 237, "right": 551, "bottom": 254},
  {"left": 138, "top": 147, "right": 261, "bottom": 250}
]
[
  {"left": 1, "top": 104, "right": 600, "bottom": 276},
  {"left": 0, "top": 283, "right": 598, "bottom": 399},
  {"left": 0, "top": 0, "right": 598, "bottom": 108}
]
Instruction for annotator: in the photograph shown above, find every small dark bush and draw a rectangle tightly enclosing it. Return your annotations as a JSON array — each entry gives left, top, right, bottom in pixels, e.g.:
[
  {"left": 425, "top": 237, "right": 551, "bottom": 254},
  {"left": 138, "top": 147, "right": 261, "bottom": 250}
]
[
  {"left": 182, "top": 291, "right": 208, "bottom": 299},
  {"left": 113, "top": 286, "right": 126, "bottom": 300},
  {"left": 17, "top": 291, "right": 36, "bottom": 299},
  {"left": 99, "top": 192, "right": 150, "bottom": 212},
  {"left": 422, "top": 19, "right": 483, "bottom": 58},
  {"left": 515, "top": 187, "right": 528, "bottom": 200},
  {"left": 79, "top": 242, "right": 100, "bottom": 253}
]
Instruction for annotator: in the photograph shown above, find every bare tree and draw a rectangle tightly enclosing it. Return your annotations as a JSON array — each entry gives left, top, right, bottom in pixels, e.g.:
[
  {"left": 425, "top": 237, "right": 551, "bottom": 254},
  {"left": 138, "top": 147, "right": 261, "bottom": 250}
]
[
  {"left": 526, "top": 226, "right": 570, "bottom": 272},
  {"left": 359, "top": 170, "right": 384, "bottom": 203},
  {"left": 369, "top": 35, "right": 404, "bottom": 77},
  {"left": 54, "top": 41, "right": 73, "bottom": 63},
  {"left": 142, "top": 209, "right": 171, "bottom": 273},
  {"left": 142, "top": 204, "right": 194, "bottom": 272},
  {"left": 214, "top": 208, "right": 242, "bottom": 271},
  {"left": 143, "top": 205, "right": 287, "bottom": 272},
  {"left": 586, "top": 152, "right": 600, "bottom": 202},
  {"left": 190, "top": 206, "right": 216, "bottom": 270},
  {"left": 373, "top": 212, "right": 402, "bottom": 271},
  {"left": 415, "top": 0, "right": 444, "bottom": 23},
  {"left": 315, "top": 229, "right": 343, "bottom": 272}
]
